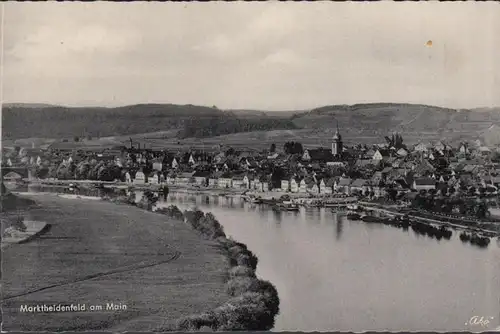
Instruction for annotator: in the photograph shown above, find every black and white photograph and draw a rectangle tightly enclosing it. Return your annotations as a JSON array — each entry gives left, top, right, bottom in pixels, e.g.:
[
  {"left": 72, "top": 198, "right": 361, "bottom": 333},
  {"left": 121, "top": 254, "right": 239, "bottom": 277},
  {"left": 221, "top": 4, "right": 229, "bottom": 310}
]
[{"left": 1, "top": 1, "right": 500, "bottom": 332}]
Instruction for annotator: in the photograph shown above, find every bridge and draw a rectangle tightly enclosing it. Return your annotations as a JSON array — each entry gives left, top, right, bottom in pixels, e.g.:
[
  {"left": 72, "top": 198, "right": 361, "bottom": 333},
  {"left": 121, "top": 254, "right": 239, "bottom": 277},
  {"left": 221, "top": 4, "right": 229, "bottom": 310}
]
[{"left": 1, "top": 166, "right": 31, "bottom": 180}]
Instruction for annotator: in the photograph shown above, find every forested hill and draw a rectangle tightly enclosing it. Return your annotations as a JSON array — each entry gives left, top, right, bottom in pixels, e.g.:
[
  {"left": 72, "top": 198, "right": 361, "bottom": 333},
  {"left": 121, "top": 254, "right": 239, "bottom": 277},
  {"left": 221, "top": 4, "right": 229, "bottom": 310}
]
[{"left": 2, "top": 104, "right": 298, "bottom": 140}]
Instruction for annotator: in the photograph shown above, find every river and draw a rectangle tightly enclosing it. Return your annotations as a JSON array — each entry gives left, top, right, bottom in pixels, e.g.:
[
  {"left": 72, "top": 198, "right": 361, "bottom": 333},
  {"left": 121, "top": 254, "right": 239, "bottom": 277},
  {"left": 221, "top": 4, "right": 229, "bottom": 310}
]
[
  {"left": 12, "top": 186, "right": 500, "bottom": 331},
  {"left": 156, "top": 192, "right": 500, "bottom": 332}
]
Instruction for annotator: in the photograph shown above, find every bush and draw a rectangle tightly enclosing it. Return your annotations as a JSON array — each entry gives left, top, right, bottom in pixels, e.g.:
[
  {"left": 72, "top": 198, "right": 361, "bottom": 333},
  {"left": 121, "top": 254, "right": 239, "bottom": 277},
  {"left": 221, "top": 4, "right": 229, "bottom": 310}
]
[
  {"left": 229, "top": 265, "right": 256, "bottom": 279},
  {"left": 227, "top": 246, "right": 258, "bottom": 270},
  {"left": 175, "top": 312, "right": 218, "bottom": 331},
  {"left": 226, "top": 277, "right": 260, "bottom": 297},
  {"left": 137, "top": 191, "right": 158, "bottom": 211},
  {"left": 156, "top": 205, "right": 184, "bottom": 221},
  {"left": 184, "top": 210, "right": 205, "bottom": 229},
  {"left": 213, "top": 292, "right": 275, "bottom": 331}
]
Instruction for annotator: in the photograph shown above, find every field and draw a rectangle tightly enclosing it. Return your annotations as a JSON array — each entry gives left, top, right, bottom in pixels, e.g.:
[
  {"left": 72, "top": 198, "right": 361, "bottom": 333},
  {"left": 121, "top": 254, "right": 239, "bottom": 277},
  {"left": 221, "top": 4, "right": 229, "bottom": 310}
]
[{"left": 1, "top": 195, "right": 230, "bottom": 331}]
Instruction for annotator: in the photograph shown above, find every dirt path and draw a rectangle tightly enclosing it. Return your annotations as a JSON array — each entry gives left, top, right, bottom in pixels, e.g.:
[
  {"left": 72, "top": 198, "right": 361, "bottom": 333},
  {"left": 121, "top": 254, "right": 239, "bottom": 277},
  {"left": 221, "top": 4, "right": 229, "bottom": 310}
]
[{"left": 1, "top": 194, "right": 228, "bottom": 332}]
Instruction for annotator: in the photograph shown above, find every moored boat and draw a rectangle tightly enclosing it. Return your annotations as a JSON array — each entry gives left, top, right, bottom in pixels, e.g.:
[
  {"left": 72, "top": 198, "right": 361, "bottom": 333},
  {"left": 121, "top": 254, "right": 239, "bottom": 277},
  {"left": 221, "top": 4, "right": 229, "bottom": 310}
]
[
  {"left": 346, "top": 211, "right": 361, "bottom": 220},
  {"left": 273, "top": 201, "right": 300, "bottom": 211},
  {"left": 361, "top": 215, "right": 381, "bottom": 223}
]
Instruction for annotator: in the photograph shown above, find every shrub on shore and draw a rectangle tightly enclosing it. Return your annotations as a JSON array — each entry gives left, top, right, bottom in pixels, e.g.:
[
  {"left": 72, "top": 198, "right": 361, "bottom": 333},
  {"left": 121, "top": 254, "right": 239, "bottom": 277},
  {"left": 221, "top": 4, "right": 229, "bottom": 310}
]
[
  {"left": 184, "top": 209, "right": 227, "bottom": 240},
  {"left": 155, "top": 205, "right": 184, "bottom": 221},
  {"left": 175, "top": 312, "right": 218, "bottom": 331},
  {"left": 229, "top": 265, "right": 256, "bottom": 278},
  {"left": 136, "top": 190, "right": 158, "bottom": 211},
  {"left": 213, "top": 292, "right": 276, "bottom": 331}
]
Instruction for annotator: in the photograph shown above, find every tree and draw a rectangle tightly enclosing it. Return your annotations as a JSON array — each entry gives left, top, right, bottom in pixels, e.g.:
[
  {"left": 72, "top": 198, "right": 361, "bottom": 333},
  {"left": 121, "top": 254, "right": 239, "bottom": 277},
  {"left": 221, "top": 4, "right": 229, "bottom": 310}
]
[
  {"left": 270, "top": 143, "right": 276, "bottom": 153},
  {"left": 284, "top": 141, "right": 304, "bottom": 155},
  {"left": 386, "top": 186, "right": 398, "bottom": 202},
  {"left": 384, "top": 133, "right": 406, "bottom": 149},
  {"left": 271, "top": 167, "right": 285, "bottom": 189},
  {"left": 74, "top": 136, "right": 80, "bottom": 142}
]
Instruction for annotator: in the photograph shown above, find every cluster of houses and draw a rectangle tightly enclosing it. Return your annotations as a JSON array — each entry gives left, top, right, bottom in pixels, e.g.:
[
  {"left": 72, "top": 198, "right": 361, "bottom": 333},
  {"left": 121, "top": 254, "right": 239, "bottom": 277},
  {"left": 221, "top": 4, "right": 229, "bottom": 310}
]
[{"left": 3, "top": 132, "right": 500, "bottom": 201}]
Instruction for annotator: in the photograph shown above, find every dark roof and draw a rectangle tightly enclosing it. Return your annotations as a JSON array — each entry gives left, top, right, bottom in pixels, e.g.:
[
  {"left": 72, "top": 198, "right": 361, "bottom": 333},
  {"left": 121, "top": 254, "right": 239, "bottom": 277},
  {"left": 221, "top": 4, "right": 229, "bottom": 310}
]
[{"left": 414, "top": 178, "right": 436, "bottom": 186}]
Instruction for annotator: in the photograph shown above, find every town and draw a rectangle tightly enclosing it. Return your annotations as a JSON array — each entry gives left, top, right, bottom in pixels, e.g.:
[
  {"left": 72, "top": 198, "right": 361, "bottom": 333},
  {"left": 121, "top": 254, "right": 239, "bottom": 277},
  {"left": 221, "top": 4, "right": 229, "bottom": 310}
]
[{"left": 3, "top": 125, "right": 500, "bottom": 224}]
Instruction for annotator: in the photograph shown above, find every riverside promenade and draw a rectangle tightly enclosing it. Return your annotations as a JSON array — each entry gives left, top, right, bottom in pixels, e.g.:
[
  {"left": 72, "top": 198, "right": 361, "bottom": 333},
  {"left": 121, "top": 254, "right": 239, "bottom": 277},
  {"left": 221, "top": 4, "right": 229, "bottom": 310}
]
[{"left": 1, "top": 193, "right": 229, "bottom": 332}]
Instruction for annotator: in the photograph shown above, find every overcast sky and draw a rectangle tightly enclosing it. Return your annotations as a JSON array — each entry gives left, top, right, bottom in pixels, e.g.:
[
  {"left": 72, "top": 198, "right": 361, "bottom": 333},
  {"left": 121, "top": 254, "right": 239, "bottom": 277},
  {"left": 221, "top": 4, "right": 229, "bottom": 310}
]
[{"left": 2, "top": 2, "right": 499, "bottom": 110}]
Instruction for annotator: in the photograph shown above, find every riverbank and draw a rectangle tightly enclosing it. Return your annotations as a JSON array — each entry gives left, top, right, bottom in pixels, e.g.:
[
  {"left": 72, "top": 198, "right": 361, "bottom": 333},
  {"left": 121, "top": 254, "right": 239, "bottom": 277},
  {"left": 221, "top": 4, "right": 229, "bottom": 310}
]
[
  {"left": 358, "top": 201, "right": 500, "bottom": 238},
  {"left": 108, "top": 192, "right": 280, "bottom": 331},
  {"left": 25, "top": 179, "right": 355, "bottom": 206},
  {"left": 1, "top": 193, "right": 231, "bottom": 332}
]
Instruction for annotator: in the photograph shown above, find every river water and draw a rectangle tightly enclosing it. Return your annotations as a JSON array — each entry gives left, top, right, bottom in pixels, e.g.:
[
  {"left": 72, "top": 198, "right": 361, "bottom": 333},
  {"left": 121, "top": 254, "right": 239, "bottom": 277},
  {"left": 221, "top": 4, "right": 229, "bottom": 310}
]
[
  {"left": 156, "top": 192, "right": 500, "bottom": 332},
  {"left": 14, "top": 186, "right": 500, "bottom": 331}
]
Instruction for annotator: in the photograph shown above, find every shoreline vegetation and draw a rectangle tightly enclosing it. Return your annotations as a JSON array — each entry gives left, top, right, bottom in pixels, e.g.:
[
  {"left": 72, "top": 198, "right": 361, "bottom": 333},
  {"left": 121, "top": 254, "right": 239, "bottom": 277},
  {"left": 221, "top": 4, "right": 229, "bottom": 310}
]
[{"left": 105, "top": 189, "right": 280, "bottom": 331}]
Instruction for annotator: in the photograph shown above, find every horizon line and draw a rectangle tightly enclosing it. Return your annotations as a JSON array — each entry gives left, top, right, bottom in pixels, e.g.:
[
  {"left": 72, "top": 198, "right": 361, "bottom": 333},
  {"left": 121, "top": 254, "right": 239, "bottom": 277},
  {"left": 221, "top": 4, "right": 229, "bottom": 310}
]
[{"left": 2, "top": 101, "right": 499, "bottom": 112}]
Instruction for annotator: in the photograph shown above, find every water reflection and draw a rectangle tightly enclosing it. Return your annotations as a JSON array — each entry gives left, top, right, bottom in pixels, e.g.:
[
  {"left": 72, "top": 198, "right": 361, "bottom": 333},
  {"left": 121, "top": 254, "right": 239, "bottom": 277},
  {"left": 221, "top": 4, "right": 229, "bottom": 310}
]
[{"left": 336, "top": 217, "right": 344, "bottom": 241}]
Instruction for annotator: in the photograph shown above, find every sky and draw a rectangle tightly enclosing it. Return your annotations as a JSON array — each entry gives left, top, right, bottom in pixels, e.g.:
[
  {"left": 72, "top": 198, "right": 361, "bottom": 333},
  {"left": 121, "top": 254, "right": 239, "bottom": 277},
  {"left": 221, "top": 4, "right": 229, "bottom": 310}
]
[{"left": 2, "top": 2, "right": 500, "bottom": 110}]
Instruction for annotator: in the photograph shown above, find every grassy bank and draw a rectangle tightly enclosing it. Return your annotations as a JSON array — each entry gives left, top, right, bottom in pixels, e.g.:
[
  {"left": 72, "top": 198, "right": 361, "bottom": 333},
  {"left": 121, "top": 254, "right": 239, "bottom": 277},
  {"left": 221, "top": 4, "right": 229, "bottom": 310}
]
[
  {"left": 105, "top": 190, "right": 280, "bottom": 331},
  {"left": 2, "top": 194, "right": 230, "bottom": 332}
]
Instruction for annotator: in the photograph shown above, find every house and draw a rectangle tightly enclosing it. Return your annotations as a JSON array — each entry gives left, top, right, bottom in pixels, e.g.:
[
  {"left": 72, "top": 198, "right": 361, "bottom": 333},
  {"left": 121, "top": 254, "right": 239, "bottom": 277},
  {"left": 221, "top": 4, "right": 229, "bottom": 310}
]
[
  {"left": 335, "top": 177, "right": 352, "bottom": 194},
  {"left": 115, "top": 157, "right": 124, "bottom": 167},
  {"left": 306, "top": 180, "right": 319, "bottom": 195},
  {"left": 326, "top": 161, "right": 345, "bottom": 167},
  {"left": 459, "top": 143, "right": 469, "bottom": 155},
  {"left": 172, "top": 157, "right": 179, "bottom": 169},
  {"left": 166, "top": 172, "right": 176, "bottom": 185},
  {"left": 414, "top": 142, "right": 428, "bottom": 152},
  {"left": 319, "top": 178, "right": 333, "bottom": 194},
  {"left": 152, "top": 161, "right": 163, "bottom": 172},
  {"left": 232, "top": 175, "right": 249, "bottom": 189},
  {"left": 193, "top": 171, "right": 210, "bottom": 186},
  {"left": 281, "top": 179, "right": 290, "bottom": 192},
  {"left": 134, "top": 171, "right": 146, "bottom": 185},
  {"left": 252, "top": 178, "right": 262, "bottom": 191},
  {"left": 371, "top": 181, "right": 386, "bottom": 198},
  {"left": 350, "top": 179, "right": 369, "bottom": 194},
  {"left": 218, "top": 176, "right": 233, "bottom": 189},
  {"left": 267, "top": 153, "right": 279, "bottom": 160},
  {"left": 209, "top": 172, "right": 222, "bottom": 187},
  {"left": 188, "top": 154, "right": 196, "bottom": 165},
  {"left": 355, "top": 159, "right": 379, "bottom": 169},
  {"left": 299, "top": 179, "right": 308, "bottom": 193},
  {"left": 176, "top": 172, "right": 196, "bottom": 185},
  {"left": 260, "top": 175, "right": 271, "bottom": 192},
  {"left": 290, "top": 177, "right": 300, "bottom": 193},
  {"left": 372, "top": 149, "right": 390, "bottom": 161},
  {"left": 148, "top": 172, "right": 159, "bottom": 185},
  {"left": 125, "top": 172, "right": 132, "bottom": 183},
  {"left": 396, "top": 148, "right": 408, "bottom": 157},
  {"left": 412, "top": 177, "right": 436, "bottom": 191}
]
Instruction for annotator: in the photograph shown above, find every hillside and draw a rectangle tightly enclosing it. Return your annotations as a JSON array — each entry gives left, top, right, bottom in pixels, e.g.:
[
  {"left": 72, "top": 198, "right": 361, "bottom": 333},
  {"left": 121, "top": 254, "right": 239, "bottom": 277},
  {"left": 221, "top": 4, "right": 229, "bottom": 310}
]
[
  {"left": 2, "top": 104, "right": 297, "bottom": 140},
  {"left": 3, "top": 102, "right": 500, "bottom": 148},
  {"left": 290, "top": 103, "right": 500, "bottom": 145}
]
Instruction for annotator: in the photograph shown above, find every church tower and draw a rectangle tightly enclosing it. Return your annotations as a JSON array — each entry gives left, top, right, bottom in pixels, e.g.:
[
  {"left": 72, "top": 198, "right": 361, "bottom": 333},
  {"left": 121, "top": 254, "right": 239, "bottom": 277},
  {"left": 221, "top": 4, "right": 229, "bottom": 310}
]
[{"left": 332, "top": 121, "right": 343, "bottom": 157}]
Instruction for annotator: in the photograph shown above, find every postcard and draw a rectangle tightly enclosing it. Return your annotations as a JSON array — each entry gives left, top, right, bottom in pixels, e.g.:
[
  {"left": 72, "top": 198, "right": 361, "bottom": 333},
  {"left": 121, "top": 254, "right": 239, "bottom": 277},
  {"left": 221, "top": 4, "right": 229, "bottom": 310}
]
[{"left": 1, "top": 1, "right": 499, "bottom": 332}]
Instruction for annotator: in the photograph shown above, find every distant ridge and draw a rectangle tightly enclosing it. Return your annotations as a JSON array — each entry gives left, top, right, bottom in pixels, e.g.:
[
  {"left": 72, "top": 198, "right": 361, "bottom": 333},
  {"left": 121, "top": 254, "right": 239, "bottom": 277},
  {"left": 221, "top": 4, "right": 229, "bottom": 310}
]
[
  {"left": 2, "top": 103, "right": 62, "bottom": 109},
  {"left": 3, "top": 102, "right": 500, "bottom": 146}
]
